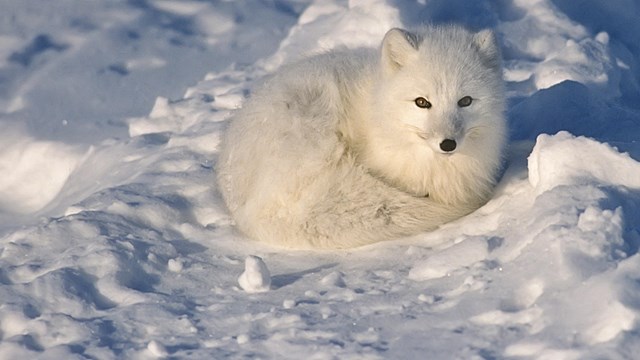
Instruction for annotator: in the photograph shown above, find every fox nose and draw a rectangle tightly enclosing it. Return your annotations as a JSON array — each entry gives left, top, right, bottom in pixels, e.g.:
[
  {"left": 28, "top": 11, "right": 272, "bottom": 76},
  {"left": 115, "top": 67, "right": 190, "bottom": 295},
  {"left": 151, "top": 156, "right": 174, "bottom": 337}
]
[{"left": 439, "top": 139, "right": 457, "bottom": 152}]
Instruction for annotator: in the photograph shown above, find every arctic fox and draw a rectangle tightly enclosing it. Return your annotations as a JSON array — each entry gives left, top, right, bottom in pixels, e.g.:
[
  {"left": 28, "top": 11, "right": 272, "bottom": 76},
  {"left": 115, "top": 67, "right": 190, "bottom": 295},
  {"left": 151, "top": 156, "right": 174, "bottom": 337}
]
[{"left": 217, "top": 25, "right": 507, "bottom": 249}]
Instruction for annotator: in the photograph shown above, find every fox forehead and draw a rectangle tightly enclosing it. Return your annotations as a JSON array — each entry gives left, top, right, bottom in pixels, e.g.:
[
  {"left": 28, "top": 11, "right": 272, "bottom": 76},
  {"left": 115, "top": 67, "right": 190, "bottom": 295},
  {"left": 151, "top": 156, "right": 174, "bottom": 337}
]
[
  {"left": 395, "top": 52, "right": 497, "bottom": 99},
  {"left": 391, "top": 67, "right": 478, "bottom": 103}
]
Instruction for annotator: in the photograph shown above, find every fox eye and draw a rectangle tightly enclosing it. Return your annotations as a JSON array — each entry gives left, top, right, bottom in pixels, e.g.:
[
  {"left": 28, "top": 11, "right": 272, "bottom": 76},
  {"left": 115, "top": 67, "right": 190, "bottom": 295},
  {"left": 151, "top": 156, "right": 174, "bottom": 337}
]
[
  {"left": 458, "top": 96, "right": 473, "bottom": 107},
  {"left": 414, "top": 97, "right": 432, "bottom": 109}
]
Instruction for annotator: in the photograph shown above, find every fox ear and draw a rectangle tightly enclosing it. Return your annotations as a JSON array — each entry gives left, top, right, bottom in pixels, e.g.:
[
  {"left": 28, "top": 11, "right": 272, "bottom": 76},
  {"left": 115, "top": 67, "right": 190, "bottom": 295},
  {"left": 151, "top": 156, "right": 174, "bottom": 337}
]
[
  {"left": 381, "top": 28, "right": 419, "bottom": 75},
  {"left": 473, "top": 29, "right": 501, "bottom": 70}
]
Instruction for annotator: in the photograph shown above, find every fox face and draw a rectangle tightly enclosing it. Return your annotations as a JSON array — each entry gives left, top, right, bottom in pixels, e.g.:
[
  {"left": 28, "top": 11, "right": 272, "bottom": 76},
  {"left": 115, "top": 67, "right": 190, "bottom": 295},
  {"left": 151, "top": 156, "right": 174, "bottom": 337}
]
[
  {"left": 373, "top": 26, "right": 505, "bottom": 157},
  {"left": 359, "top": 26, "right": 506, "bottom": 203}
]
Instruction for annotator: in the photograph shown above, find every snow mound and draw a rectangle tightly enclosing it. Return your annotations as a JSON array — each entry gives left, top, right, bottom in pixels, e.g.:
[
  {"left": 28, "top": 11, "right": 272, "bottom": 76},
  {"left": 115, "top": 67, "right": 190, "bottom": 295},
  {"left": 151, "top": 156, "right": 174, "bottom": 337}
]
[
  {"left": 528, "top": 131, "right": 640, "bottom": 193},
  {"left": 262, "top": 0, "right": 401, "bottom": 71},
  {"left": 1, "top": 0, "right": 640, "bottom": 358},
  {"left": 238, "top": 256, "right": 272, "bottom": 293},
  {"left": 0, "top": 126, "right": 86, "bottom": 214}
]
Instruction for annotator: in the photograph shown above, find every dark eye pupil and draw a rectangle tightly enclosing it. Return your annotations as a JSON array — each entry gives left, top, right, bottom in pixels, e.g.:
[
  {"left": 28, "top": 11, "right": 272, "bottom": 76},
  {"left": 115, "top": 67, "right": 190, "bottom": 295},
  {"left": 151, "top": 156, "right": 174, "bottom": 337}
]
[
  {"left": 415, "top": 97, "right": 431, "bottom": 109},
  {"left": 458, "top": 96, "right": 472, "bottom": 107}
]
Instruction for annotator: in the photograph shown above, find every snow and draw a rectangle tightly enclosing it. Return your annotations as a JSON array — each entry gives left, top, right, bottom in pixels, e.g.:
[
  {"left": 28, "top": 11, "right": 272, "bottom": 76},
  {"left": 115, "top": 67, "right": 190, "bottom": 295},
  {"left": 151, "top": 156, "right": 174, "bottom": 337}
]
[
  {"left": 1, "top": 0, "right": 640, "bottom": 358},
  {"left": 238, "top": 256, "right": 272, "bottom": 293}
]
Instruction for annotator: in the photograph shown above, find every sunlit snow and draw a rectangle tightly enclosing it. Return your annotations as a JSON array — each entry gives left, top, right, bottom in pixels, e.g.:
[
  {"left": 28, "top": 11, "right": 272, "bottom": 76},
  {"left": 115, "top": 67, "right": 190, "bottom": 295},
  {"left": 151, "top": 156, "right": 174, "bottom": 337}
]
[{"left": 1, "top": 0, "right": 640, "bottom": 358}]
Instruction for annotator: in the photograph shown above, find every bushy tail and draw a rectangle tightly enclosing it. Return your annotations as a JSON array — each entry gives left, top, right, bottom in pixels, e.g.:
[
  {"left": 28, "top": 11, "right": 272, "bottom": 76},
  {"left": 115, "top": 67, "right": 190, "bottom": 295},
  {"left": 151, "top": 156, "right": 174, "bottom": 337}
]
[{"left": 277, "top": 164, "right": 476, "bottom": 249}]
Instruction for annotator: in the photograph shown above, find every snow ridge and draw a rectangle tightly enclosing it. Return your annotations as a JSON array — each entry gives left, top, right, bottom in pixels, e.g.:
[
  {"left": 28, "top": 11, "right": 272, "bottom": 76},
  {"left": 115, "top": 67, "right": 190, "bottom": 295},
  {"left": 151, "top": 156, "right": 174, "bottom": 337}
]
[{"left": 1, "top": 0, "right": 640, "bottom": 358}]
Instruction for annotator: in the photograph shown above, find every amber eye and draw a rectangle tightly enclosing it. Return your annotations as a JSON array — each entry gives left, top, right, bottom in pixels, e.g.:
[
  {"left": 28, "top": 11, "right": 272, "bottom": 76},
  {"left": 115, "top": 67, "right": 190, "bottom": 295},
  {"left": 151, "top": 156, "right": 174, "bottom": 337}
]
[
  {"left": 414, "top": 97, "right": 432, "bottom": 109},
  {"left": 458, "top": 96, "right": 473, "bottom": 107}
]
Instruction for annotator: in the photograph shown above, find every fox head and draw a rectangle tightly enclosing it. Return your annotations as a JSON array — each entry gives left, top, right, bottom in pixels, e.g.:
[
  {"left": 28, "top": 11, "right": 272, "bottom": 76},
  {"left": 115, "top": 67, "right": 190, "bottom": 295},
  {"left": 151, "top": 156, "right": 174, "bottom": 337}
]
[
  {"left": 361, "top": 25, "right": 507, "bottom": 203},
  {"left": 373, "top": 25, "right": 505, "bottom": 156}
]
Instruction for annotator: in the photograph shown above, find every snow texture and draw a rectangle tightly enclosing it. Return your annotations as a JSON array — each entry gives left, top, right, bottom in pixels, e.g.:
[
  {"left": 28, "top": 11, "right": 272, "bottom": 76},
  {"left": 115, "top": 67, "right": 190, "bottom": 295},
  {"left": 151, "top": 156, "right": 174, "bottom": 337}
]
[{"left": 1, "top": 0, "right": 640, "bottom": 358}]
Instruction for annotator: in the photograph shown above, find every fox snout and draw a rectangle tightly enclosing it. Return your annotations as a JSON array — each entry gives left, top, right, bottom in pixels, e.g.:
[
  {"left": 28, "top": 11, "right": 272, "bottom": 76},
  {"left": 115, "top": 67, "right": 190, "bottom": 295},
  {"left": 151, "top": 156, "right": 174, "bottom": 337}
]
[{"left": 430, "top": 114, "right": 465, "bottom": 154}]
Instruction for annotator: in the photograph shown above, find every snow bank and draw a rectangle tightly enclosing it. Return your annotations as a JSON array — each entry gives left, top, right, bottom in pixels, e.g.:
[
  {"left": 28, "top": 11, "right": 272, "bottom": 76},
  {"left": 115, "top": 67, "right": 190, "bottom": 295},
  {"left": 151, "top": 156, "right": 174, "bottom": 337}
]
[
  {"left": 529, "top": 131, "right": 640, "bottom": 193},
  {"left": 499, "top": 0, "right": 620, "bottom": 98},
  {"left": 0, "top": 126, "right": 85, "bottom": 214},
  {"left": 1, "top": 0, "right": 640, "bottom": 358},
  {"left": 262, "top": 0, "right": 401, "bottom": 71}
]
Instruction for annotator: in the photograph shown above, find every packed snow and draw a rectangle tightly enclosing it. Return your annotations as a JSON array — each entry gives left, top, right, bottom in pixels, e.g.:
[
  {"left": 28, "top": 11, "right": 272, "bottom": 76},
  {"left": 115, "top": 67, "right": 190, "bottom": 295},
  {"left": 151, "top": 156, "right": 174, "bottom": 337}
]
[
  {"left": 238, "top": 256, "right": 272, "bottom": 293},
  {"left": 1, "top": 0, "right": 640, "bottom": 358}
]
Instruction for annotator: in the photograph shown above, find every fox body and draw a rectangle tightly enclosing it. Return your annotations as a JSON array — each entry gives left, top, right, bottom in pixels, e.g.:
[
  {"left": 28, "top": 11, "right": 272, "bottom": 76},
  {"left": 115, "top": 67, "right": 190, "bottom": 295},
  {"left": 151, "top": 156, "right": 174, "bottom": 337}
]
[{"left": 217, "top": 25, "right": 506, "bottom": 249}]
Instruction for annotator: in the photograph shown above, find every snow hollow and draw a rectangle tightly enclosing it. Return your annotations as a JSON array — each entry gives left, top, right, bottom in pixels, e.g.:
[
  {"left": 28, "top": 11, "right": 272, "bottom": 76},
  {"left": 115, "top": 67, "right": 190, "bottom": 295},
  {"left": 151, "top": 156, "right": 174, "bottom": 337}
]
[{"left": 1, "top": 0, "right": 640, "bottom": 359}]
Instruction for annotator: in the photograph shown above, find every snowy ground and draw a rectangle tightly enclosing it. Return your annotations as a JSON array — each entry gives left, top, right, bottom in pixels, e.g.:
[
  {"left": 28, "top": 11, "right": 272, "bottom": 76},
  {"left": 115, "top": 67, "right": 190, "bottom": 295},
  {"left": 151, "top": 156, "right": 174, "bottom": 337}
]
[{"left": 1, "top": 0, "right": 640, "bottom": 358}]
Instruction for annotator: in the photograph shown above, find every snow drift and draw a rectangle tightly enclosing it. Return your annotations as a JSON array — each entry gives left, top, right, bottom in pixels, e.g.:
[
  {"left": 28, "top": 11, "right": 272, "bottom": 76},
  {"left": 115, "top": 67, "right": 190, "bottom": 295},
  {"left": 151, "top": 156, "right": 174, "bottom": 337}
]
[{"left": 1, "top": 0, "right": 640, "bottom": 358}]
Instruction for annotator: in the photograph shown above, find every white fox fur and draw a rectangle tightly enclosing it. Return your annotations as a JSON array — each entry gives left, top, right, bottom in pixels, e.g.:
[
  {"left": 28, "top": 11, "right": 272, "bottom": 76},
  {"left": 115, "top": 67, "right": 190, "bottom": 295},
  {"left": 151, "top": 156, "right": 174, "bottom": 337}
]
[{"left": 217, "top": 25, "right": 507, "bottom": 249}]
